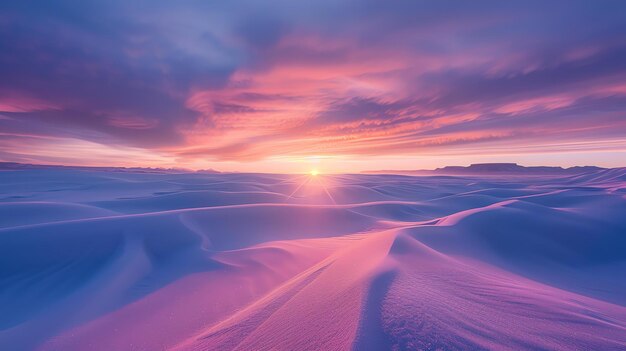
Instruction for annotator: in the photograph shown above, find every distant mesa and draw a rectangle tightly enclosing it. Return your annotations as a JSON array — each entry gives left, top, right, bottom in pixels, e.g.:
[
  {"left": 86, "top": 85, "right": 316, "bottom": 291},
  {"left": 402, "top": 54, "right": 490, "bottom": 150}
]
[
  {"left": 435, "top": 163, "right": 603, "bottom": 175},
  {"left": 365, "top": 163, "right": 605, "bottom": 176},
  {"left": 0, "top": 162, "right": 220, "bottom": 174}
]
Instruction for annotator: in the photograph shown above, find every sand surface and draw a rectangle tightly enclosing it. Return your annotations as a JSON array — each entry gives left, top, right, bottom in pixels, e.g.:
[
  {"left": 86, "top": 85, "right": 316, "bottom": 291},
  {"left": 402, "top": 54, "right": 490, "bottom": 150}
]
[{"left": 1, "top": 168, "right": 625, "bottom": 350}]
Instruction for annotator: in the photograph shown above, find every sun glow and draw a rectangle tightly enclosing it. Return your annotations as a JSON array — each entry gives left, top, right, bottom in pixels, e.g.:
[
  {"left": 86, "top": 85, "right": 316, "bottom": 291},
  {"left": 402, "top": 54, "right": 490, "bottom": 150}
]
[{"left": 288, "top": 169, "right": 335, "bottom": 204}]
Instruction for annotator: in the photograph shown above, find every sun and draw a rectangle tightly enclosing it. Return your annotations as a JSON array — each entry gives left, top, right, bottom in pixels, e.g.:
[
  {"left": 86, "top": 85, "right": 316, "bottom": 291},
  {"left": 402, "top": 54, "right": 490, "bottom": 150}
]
[{"left": 310, "top": 169, "right": 319, "bottom": 176}]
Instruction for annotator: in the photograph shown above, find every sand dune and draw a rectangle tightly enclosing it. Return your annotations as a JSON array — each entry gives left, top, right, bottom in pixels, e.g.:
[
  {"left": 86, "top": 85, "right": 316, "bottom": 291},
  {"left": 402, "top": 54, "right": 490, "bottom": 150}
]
[{"left": 1, "top": 168, "right": 625, "bottom": 350}]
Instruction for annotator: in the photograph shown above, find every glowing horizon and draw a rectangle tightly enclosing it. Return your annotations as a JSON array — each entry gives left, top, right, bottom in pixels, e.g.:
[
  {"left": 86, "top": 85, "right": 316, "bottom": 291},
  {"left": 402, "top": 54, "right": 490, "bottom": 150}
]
[{"left": 1, "top": 1, "right": 626, "bottom": 172}]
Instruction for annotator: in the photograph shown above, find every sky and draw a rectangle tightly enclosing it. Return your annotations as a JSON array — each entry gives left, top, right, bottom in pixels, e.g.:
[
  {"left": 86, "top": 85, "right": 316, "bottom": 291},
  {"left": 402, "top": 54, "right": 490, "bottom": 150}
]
[{"left": 1, "top": 0, "right": 626, "bottom": 173}]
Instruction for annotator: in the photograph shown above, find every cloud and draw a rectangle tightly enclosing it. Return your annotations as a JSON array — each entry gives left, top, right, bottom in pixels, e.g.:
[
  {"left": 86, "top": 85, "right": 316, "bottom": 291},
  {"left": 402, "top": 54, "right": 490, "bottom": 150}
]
[{"left": 1, "top": 0, "right": 626, "bottom": 168}]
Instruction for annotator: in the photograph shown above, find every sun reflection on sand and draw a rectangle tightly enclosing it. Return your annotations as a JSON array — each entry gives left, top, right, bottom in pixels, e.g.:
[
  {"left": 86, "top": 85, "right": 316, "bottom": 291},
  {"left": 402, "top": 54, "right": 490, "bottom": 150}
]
[{"left": 287, "top": 171, "right": 336, "bottom": 204}]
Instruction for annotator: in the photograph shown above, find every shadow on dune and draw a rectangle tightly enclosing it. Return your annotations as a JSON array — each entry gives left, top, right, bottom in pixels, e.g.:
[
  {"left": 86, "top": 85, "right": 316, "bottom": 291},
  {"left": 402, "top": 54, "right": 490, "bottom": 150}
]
[{"left": 352, "top": 269, "right": 397, "bottom": 351}]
